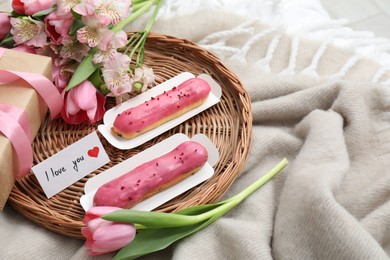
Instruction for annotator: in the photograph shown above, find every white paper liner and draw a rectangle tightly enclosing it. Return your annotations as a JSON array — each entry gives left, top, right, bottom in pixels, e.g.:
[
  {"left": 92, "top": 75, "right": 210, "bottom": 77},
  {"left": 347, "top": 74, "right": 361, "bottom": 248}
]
[
  {"left": 80, "top": 133, "right": 219, "bottom": 212},
  {"left": 98, "top": 72, "right": 222, "bottom": 149}
]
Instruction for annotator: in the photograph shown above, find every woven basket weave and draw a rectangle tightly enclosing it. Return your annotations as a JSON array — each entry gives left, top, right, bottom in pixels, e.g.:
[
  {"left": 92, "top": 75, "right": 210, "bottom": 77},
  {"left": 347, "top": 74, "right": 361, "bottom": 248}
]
[{"left": 8, "top": 33, "right": 252, "bottom": 239}]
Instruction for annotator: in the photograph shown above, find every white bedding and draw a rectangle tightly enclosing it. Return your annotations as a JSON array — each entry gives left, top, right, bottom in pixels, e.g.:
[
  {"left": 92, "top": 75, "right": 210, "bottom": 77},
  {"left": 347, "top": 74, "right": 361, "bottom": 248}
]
[{"left": 1, "top": 1, "right": 390, "bottom": 259}]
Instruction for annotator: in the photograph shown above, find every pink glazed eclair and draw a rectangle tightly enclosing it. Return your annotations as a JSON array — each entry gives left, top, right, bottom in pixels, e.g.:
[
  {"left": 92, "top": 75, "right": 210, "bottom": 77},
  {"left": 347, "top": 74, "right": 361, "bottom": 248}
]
[
  {"left": 93, "top": 141, "right": 208, "bottom": 208},
  {"left": 112, "top": 78, "right": 211, "bottom": 139}
]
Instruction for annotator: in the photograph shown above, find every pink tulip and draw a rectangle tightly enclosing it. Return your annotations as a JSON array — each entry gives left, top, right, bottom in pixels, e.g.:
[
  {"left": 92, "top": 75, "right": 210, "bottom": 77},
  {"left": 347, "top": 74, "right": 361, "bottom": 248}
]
[
  {"left": 44, "top": 9, "right": 74, "bottom": 44},
  {"left": 82, "top": 206, "right": 136, "bottom": 256},
  {"left": 0, "top": 13, "right": 11, "bottom": 41},
  {"left": 12, "top": 0, "right": 56, "bottom": 15},
  {"left": 61, "top": 80, "right": 106, "bottom": 124}
]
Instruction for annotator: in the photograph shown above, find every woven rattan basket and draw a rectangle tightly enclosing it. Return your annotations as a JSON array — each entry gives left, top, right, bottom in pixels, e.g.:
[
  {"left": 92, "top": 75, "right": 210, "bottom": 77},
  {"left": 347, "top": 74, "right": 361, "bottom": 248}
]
[{"left": 8, "top": 33, "right": 252, "bottom": 239}]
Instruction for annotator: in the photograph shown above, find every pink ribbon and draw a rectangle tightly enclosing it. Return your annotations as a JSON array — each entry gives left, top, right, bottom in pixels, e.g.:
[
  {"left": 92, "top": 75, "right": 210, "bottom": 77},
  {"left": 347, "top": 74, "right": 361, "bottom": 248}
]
[
  {"left": 0, "top": 103, "right": 32, "bottom": 140},
  {"left": 0, "top": 106, "right": 33, "bottom": 180},
  {"left": 0, "top": 48, "right": 62, "bottom": 119},
  {"left": 0, "top": 48, "right": 63, "bottom": 179}
]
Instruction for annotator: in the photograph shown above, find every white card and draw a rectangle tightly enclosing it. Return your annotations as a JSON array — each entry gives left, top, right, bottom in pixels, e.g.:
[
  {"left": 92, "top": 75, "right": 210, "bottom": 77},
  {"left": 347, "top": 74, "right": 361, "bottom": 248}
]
[{"left": 32, "top": 131, "right": 110, "bottom": 198}]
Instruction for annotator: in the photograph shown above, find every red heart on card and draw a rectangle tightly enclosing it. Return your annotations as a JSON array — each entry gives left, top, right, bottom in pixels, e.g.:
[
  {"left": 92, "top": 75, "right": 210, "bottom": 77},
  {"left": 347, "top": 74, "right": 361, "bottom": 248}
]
[{"left": 88, "top": 147, "right": 99, "bottom": 158}]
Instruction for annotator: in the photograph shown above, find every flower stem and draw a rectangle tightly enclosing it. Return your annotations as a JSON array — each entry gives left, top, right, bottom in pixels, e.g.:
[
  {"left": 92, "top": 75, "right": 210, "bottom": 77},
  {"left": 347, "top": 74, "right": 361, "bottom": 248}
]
[
  {"left": 133, "top": 1, "right": 152, "bottom": 11},
  {"left": 126, "top": 0, "right": 162, "bottom": 66},
  {"left": 112, "top": 0, "right": 155, "bottom": 33},
  {"left": 144, "top": 0, "right": 162, "bottom": 32},
  {"left": 192, "top": 158, "right": 288, "bottom": 222},
  {"left": 225, "top": 158, "right": 288, "bottom": 203}
]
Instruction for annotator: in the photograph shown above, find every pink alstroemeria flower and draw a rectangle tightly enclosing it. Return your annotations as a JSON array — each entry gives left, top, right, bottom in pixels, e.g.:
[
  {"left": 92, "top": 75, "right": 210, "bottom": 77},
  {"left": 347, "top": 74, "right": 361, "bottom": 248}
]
[
  {"left": 60, "top": 35, "right": 90, "bottom": 62},
  {"left": 133, "top": 66, "right": 156, "bottom": 92},
  {"left": 12, "top": 0, "right": 55, "bottom": 15},
  {"left": 71, "top": 0, "right": 97, "bottom": 16},
  {"left": 61, "top": 80, "right": 106, "bottom": 124},
  {"left": 82, "top": 206, "right": 136, "bottom": 256},
  {"left": 102, "top": 52, "right": 132, "bottom": 96},
  {"left": 57, "top": 0, "right": 96, "bottom": 16},
  {"left": 93, "top": 30, "right": 127, "bottom": 64},
  {"left": 0, "top": 13, "right": 11, "bottom": 41},
  {"left": 77, "top": 14, "right": 111, "bottom": 47},
  {"left": 95, "top": 0, "right": 132, "bottom": 25},
  {"left": 10, "top": 17, "right": 47, "bottom": 47},
  {"left": 44, "top": 9, "right": 74, "bottom": 44}
]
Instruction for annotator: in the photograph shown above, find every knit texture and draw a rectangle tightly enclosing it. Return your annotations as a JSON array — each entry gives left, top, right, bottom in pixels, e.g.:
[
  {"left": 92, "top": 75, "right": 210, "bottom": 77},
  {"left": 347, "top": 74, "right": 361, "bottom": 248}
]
[{"left": 1, "top": 2, "right": 390, "bottom": 260}]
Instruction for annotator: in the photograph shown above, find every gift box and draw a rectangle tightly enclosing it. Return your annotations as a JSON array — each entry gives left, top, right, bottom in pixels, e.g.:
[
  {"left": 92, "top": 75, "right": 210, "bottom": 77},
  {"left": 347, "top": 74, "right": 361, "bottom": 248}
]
[{"left": 0, "top": 48, "right": 53, "bottom": 211}]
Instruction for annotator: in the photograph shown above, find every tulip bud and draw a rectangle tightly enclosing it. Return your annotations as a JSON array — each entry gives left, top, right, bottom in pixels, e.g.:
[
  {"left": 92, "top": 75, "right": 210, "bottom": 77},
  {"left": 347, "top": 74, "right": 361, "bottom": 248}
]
[{"left": 82, "top": 206, "right": 136, "bottom": 256}]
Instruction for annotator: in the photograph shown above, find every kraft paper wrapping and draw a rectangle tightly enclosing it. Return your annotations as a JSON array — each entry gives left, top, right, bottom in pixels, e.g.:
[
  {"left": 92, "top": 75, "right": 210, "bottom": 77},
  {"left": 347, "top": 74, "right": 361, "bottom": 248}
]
[{"left": 0, "top": 49, "right": 52, "bottom": 210}]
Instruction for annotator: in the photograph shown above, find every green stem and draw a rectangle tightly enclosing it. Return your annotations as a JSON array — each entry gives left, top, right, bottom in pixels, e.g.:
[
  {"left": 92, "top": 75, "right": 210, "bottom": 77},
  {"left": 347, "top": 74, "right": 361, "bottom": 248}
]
[
  {"left": 133, "top": 1, "right": 152, "bottom": 11},
  {"left": 128, "top": 33, "right": 146, "bottom": 64},
  {"left": 193, "top": 158, "right": 288, "bottom": 222},
  {"left": 112, "top": 0, "right": 155, "bottom": 33},
  {"left": 144, "top": 0, "right": 162, "bottom": 32},
  {"left": 125, "top": 32, "right": 142, "bottom": 52},
  {"left": 127, "top": 0, "right": 162, "bottom": 65},
  {"left": 132, "top": 0, "right": 149, "bottom": 5},
  {"left": 222, "top": 158, "right": 288, "bottom": 203}
]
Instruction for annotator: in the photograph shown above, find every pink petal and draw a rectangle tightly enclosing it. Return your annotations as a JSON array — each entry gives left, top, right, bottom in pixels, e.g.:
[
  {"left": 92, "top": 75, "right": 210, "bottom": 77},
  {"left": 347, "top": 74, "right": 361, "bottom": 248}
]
[
  {"left": 81, "top": 227, "right": 93, "bottom": 241},
  {"left": 72, "top": 0, "right": 98, "bottom": 16},
  {"left": 26, "top": 30, "right": 47, "bottom": 47},
  {"left": 97, "top": 29, "right": 114, "bottom": 51},
  {"left": 0, "top": 13, "right": 10, "bottom": 40},
  {"left": 66, "top": 90, "right": 81, "bottom": 115},
  {"left": 84, "top": 239, "right": 94, "bottom": 250},
  {"left": 71, "top": 81, "right": 97, "bottom": 110},
  {"left": 87, "top": 218, "right": 111, "bottom": 234},
  {"left": 86, "top": 206, "right": 122, "bottom": 218},
  {"left": 111, "top": 30, "right": 127, "bottom": 49},
  {"left": 22, "top": 0, "right": 56, "bottom": 15},
  {"left": 89, "top": 91, "right": 105, "bottom": 123},
  {"left": 92, "top": 223, "right": 135, "bottom": 251}
]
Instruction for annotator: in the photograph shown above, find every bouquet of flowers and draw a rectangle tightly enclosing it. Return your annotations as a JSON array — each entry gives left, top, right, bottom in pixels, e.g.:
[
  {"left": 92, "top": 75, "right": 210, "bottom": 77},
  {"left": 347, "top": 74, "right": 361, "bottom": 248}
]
[{"left": 0, "top": 0, "right": 161, "bottom": 124}]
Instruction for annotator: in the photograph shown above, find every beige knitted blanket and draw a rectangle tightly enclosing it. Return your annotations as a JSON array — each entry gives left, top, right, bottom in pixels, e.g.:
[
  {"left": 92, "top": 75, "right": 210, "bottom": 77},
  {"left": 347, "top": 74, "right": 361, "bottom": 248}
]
[{"left": 1, "top": 3, "right": 390, "bottom": 260}]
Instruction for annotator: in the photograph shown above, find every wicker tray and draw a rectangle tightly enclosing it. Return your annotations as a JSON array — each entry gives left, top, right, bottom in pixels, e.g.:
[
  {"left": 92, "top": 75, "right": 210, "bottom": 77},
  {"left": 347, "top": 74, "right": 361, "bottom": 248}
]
[{"left": 8, "top": 33, "right": 252, "bottom": 239}]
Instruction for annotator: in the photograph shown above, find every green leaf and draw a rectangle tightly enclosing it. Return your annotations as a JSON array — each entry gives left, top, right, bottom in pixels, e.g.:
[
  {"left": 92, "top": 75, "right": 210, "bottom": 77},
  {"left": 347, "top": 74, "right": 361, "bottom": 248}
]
[
  {"left": 10, "top": 10, "right": 20, "bottom": 16},
  {"left": 0, "top": 34, "right": 15, "bottom": 47},
  {"left": 32, "top": 6, "right": 56, "bottom": 17},
  {"left": 114, "top": 214, "right": 221, "bottom": 260},
  {"left": 66, "top": 54, "right": 97, "bottom": 91},
  {"left": 89, "top": 68, "right": 105, "bottom": 89}
]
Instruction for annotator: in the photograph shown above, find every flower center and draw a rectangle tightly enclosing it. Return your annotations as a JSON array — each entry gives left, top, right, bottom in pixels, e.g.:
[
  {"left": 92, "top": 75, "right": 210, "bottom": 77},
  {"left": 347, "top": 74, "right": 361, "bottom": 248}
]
[
  {"left": 60, "top": 43, "right": 77, "bottom": 59},
  {"left": 96, "top": 5, "right": 122, "bottom": 25},
  {"left": 15, "top": 19, "right": 40, "bottom": 42},
  {"left": 109, "top": 71, "right": 125, "bottom": 89}
]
